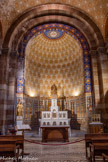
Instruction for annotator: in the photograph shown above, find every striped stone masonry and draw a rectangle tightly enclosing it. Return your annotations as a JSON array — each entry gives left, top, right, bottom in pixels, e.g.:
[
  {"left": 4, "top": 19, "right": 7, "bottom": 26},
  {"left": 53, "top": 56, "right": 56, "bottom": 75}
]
[
  {"left": 6, "top": 52, "right": 18, "bottom": 129},
  {"left": 97, "top": 47, "right": 108, "bottom": 118},
  {"left": 0, "top": 48, "right": 9, "bottom": 134},
  {"left": 90, "top": 50, "right": 100, "bottom": 108},
  {"left": 0, "top": 49, "right": 17, "bottom": 134},
  {"left": 97, "top": 47, "right": 108, "bottom": 96}
]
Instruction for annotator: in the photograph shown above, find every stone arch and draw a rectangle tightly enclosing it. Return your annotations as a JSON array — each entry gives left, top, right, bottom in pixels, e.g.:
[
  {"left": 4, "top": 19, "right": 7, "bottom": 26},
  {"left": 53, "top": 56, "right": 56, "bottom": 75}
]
[
  {"left": 14, "top": 15, "right": 100, "bottom": 52},
  {"left": 2, "top": 3, "right": 105, "bottom": 50},
  {"left": 0, "top": 21, "right": 3, "bottom": 54},
  {"left": 21, "top": 23, "right": 91, "bottom": 95},
  {"left": 0, "top": 3, "right": 106, "bottom": 134},
  {"left": 0, "top": 21, "right": 2, "bottom": 40},
  {"left": 2, "top": 4, "right": 104, "bottom": 114},
  {"left": 105, "top": 16, "right": 108, "bottom": 42}
]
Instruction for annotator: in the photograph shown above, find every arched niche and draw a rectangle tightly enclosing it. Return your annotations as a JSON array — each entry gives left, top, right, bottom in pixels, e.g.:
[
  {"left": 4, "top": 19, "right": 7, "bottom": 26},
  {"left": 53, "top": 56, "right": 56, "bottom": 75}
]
[{"left": 0, "top": 4, "right": 106, "bottom": 134}]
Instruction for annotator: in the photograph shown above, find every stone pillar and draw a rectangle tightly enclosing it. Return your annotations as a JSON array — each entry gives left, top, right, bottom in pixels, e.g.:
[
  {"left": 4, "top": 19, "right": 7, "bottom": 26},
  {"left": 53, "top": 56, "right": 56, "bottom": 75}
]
[
  {"left": 16, "top": 58, "right": 24, "bottom": 123},
  {"left": 97, "top": 47, "right": 108, "bottom": 121},
  {"left": 6, "top": 51, "right": 18, "bottom": 131},
  {"left": 90, "top": 50, "right": 100, "bottom": 111},
  {"left": 97, "top": 47, "right": 108, "bottom": 96},
  {"left": 90, "top": 47, "right": 108, "bottom": 125},
  {"left": 0, "top": 48, "right": 9, "bottom": 134},
  {"left": 0, "top": 49, "right": 18, "bottom": 134}
]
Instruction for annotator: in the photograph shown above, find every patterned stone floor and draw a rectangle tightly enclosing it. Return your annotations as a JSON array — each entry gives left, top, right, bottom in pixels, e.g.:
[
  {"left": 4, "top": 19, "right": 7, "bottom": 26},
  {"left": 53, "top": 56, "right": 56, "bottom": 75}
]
[
  {"left": 21, "top": 130, "right": 103, "bottom": 162},
  {"left": 23, "top": 137, "right": 87, "bottom": 162}
]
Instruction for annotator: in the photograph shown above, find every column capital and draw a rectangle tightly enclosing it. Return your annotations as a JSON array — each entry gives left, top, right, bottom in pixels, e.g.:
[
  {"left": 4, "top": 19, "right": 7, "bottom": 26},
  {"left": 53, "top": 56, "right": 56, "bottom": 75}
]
[
  {"left": 1, "top": 48, "right": 9, "bottom": 54},
  {"left": 9, "top": 50, "right": 18, "bottom": 57},
  {"left": 89, "top": 50, "right": 98, "bottom": 57},
  {"left": 105, "top": 42, "right": 108, "bottom": 54},
  {"left": 10, "top": 50, "right": 17, "bottom": 54},
  {"left": 97, "top": 47, "right": 108, "bottom": 61},
  {"left": 97, "top": 47, "right": 106, "bottom": 54}
]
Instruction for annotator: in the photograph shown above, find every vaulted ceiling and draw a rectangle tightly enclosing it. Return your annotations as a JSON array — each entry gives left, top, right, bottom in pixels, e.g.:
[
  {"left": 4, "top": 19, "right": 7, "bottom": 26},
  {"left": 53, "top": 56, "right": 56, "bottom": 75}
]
[{"left": 25, "top": 25, "right": 84, "bottom": 97}]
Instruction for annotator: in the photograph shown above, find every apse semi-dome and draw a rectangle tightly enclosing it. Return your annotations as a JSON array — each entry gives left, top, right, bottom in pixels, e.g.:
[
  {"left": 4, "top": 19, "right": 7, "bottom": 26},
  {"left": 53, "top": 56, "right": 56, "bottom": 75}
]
[{"left": 23, "top": 23, "right": 90, "bottom": 97}]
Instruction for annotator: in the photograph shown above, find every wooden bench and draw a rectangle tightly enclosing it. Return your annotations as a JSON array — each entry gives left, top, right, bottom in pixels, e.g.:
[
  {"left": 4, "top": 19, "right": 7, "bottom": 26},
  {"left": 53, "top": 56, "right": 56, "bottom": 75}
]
[
  {"left": 0, "top": 143, "right": 20, "bottom": 162},
  {"left": 89, "top": 143, "right": 108, "bottom": 162},
  {"left": 85, "top": 133, "right": 108, "bottom": 157},
  {"left": 0, "top": 135, "right": 24, "bottom": 158},
  {"left": 89, "top": 138, "right": 108, "bottom": 161},
  {"left": 102, "top": 153, "right": 108, "bottom": 162}
]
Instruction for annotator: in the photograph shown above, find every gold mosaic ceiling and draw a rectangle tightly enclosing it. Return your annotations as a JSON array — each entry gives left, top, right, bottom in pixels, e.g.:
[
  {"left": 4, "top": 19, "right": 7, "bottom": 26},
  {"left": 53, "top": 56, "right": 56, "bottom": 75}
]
[
  {"left": 0, "top": 0, "right": 108, "bottom": 39},
  {"left": 25, "top": 30, "right": 84, "bottom": 97}
]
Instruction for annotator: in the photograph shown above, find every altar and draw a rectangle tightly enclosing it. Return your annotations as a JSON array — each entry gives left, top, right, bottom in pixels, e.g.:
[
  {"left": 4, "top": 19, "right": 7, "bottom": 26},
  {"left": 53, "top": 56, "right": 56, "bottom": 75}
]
[
  {"left": 39, "top": 84, "right": 70, "bottom": 142},
  {"left": 41, "top": 126, "right": 69, "bottom": 142}
]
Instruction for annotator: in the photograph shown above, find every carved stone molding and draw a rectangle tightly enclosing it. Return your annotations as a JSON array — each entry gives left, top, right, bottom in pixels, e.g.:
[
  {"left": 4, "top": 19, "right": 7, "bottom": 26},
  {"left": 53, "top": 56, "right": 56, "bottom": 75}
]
[
  {"left": 97, "top": 47, "right": 106, "bottom": 54},
  {"left": 1, "top": 48, "right": 9, "bottom": 54},
  {"left": 97, "top": 47, "right": 108, "bottom": 62},
  {"left": 0, "top": 48, "right": 1, "bottom": 55},
  {"left": 106, "top": 42, "right": 108, "bottom": 54},
  {"left": 10, "top": 50, "right": 17, "bottom": 56},
  {"left": 89, "top": 50, "right": 98, "bottom": 57}
]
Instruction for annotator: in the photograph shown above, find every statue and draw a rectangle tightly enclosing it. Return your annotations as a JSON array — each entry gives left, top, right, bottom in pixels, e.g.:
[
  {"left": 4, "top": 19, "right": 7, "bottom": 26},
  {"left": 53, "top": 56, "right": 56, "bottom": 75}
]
[
  {"left": 17, "top": 101, "right": 23, "bottom": 116},
  {"left": 51, "top": 84, "right": 57, "bottom": 97}
]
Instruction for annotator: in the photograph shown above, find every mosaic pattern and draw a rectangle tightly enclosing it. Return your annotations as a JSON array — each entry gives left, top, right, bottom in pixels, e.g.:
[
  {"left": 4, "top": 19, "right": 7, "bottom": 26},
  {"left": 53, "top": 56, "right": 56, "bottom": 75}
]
[
  {"left": 0, "top": 0, "right": 107, "bottom": 39},
  {"left": 25, "top": 33, "right": 83, "bottom": 97},
  {"left": 44, "top": 29, "right": 64, "bottom": 39},
  {"left": 19, "top": 23, "right": 91, "bottom": 96},
  {"left": 17, "top": 77, "right": 24, "bottom": 93}
]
